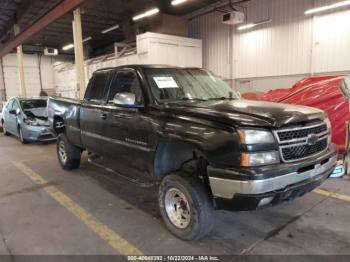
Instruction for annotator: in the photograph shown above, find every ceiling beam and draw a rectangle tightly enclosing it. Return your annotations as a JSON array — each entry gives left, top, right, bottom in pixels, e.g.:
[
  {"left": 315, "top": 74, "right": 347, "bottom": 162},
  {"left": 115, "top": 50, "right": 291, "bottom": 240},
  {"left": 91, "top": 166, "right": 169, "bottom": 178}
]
[{"left": 0, "top": 0, "right": 87, "bottom": 58}]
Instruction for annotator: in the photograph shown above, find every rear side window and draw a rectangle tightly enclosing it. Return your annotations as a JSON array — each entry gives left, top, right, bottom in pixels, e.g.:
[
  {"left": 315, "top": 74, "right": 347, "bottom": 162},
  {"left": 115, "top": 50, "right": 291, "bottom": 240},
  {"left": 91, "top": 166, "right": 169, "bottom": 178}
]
[
  {"left": 85, "top": 73, "right": 109, "bottom": 101},
  {"left": 6, "top": 100, "right": 13, "bottom": 110}
]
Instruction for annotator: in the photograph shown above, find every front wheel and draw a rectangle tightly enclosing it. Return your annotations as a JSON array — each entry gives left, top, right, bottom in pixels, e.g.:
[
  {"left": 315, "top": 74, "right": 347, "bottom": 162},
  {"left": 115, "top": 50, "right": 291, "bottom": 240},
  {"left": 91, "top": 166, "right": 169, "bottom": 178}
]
[
  {"left": 158, "top": 173, "right": 213, "bottom": 241},
  {"left": 18, "top": 126, "right": 28, "bottom": 144},
  {"left": 57, "top": 134, "right": 81, "bottom": 170}
]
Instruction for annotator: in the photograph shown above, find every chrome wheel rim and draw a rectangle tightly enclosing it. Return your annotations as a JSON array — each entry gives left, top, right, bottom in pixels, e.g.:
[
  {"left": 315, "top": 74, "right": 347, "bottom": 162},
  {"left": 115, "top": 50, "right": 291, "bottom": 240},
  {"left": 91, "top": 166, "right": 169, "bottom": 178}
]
[
  {"left": 58, "top": 140, "right": 67, "bottom": 164},
  {"left": 164, "top": 188, "right": 191, "bottom": 229}
]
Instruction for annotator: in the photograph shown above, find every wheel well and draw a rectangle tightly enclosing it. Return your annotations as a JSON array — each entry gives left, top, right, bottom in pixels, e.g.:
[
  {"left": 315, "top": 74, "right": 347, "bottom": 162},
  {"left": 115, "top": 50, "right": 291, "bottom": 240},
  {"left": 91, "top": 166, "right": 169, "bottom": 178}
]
[
  {"left": 154, "top": 140, "right": 208, "bottom": 180},
  {"left": 53, "top": 116, "right": 65, "bottom": 135}
]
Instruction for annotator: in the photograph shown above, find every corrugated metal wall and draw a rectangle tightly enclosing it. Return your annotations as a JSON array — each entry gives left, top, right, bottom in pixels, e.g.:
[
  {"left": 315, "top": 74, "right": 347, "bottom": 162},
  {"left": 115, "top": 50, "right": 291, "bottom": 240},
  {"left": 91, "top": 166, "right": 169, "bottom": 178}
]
[
  {"left": 189, "top": 0, "right": 350, "bottom": 92},
  {"left": 190, "top": 12, "right": 231, "bottom": 80}
]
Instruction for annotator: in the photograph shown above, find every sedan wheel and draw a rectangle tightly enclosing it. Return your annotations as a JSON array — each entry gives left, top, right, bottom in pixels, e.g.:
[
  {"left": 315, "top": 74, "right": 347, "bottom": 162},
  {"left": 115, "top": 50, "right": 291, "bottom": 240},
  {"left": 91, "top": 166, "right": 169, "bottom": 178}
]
[
  {"left": 2, "top": 123, "right": 9, "bottom": 136},
  {"left": 18, "top": 127, "right": 28, "bottom": 144}
]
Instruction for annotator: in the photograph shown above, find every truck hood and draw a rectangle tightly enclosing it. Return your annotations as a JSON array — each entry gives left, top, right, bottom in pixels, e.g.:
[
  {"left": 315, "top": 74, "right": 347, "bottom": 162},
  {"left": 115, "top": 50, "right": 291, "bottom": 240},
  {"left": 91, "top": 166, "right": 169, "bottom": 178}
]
[{"left": 164, "top": 99, "right": 325, "bottom": 128}]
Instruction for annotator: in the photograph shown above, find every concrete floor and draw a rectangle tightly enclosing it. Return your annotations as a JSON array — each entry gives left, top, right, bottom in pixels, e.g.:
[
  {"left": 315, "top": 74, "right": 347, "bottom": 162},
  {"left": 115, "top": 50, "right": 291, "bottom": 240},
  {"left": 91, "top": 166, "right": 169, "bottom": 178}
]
[{"left": 0, "top": 133, "right": 350, "bottom": 256}]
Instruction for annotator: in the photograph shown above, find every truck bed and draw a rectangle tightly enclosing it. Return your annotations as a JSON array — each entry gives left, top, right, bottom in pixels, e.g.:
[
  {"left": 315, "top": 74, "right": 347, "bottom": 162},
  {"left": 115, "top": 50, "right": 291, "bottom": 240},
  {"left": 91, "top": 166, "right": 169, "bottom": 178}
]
[{"left": 48, "top": 96, "right": 84, "bottom": 148}]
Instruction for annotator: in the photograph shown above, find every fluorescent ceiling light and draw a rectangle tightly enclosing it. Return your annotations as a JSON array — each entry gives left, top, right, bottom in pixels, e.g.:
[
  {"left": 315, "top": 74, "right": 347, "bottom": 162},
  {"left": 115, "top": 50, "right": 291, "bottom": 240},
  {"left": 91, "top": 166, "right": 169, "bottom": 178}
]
[
  {"left": 62, "top": 37, "right": 92, "bottom": 51},
  {"left": 83, "top": 36, "right": 92, "bottom": 42},
  {"left": 237, "top": 19, "right": 271, "bottom": 31},
  {"left": 101, "top": 24, "right": 120, "bottom": 34},
  {"left": 305, "top": 0, "right": 350, "bottom": 15},
  {"left": 62, "top": 43, "right": 74, "bottom": 51},
  {"left": 133, "top": 8, "right": 159, "bottom": 21},
  {"left": 171, "top": 0, "right": 188, "bottom": 6},
  {"left": 237, "top": 24, "right": 256, "bottom": 31}
]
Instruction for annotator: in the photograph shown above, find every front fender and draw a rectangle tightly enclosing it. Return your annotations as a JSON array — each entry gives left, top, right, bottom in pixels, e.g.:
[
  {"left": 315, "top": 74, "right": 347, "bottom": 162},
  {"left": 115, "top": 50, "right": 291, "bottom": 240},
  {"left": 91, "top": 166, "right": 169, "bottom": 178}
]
[{"left": 159, "top": 118, "right": 241, "bottom": 167}]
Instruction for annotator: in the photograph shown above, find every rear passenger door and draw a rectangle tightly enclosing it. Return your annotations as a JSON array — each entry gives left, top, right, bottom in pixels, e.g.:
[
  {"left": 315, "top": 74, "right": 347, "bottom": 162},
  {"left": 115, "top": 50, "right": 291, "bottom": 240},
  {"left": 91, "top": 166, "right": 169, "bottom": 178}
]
[{"left": 80, "top": 71, "right": 111, "bottom": 155}]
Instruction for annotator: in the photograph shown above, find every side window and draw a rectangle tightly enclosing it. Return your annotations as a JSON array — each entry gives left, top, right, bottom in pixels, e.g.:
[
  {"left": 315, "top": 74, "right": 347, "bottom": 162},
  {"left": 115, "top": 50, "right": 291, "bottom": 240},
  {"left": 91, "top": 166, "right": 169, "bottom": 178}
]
[
  {"left": 108, "top": 69, "right": 143, "bottom": 104},
  {"left": 85, "top": 73, "right": 109, "bottom": 101},
  {"left": 12, "top": 101, "right": 19, "bottom": 110}
]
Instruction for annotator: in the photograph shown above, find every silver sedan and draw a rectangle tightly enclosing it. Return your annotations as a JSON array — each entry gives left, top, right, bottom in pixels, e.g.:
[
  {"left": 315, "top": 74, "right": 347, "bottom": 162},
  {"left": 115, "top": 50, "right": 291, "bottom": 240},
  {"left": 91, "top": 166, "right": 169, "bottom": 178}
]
[{"left": 1, "top": 97, "right": 56, "bottom": 143}]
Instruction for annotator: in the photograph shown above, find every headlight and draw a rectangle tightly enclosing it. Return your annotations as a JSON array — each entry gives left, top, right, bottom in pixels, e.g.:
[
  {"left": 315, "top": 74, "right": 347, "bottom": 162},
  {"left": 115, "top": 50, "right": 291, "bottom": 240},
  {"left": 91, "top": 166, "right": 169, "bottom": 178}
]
[
  {"left": 24, "top": 118, "right": 40, "bottom": 126},
  {"left": 238, "top": 129, "right": 275, "bottom": 144},
  {"left": 242, "top": 151, "right": 280, "bottom": 167}
]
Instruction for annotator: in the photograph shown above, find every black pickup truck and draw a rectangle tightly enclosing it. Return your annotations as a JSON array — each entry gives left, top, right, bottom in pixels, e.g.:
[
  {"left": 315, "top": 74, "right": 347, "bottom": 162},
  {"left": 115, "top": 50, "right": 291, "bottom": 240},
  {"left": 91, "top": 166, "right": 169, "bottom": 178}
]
[{"left": 48, "top": 65, "right": 337, "bottom": 240}]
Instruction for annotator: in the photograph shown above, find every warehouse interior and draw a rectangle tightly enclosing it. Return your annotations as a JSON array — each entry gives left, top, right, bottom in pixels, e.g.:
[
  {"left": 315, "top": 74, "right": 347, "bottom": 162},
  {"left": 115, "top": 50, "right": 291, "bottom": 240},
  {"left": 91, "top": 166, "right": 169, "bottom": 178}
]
[{"left": 0, "top": 0, "right": 350, "bottom": 259}]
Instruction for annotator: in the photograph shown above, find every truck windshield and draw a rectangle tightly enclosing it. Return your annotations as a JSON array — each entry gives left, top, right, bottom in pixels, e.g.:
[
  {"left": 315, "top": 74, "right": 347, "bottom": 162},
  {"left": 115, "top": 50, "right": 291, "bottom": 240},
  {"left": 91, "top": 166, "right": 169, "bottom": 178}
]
[{"left": 145, "top": 68, "right": 240, "bottom": 102}]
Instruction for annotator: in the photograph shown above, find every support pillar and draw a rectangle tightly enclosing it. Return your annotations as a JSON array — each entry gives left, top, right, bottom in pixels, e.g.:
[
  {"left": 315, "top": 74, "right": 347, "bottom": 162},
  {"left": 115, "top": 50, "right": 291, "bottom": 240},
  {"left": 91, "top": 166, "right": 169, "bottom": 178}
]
[
  {"left": 0, "top": 58, "right": 6, "bottom": 102},
  {"left": 72, "top": 8, "right": 85, "bottom": 99},
  {"left": 14, "top": 24, "right": 27, "bottom": 97}
]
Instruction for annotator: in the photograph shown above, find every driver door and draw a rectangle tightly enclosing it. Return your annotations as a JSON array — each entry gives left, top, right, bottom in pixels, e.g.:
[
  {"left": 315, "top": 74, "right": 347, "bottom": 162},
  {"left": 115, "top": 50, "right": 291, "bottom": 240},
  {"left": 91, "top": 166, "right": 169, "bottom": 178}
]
[{"left": 103, "top": 68, "right": 156, "bottom": 176}]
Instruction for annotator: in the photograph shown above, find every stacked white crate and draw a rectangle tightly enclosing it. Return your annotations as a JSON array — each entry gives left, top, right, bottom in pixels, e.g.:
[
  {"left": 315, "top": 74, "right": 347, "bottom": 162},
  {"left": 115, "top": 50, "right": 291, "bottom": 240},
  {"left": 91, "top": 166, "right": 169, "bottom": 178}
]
[{"left": 54, "top": 32, "right": 203, "bottom": 99}]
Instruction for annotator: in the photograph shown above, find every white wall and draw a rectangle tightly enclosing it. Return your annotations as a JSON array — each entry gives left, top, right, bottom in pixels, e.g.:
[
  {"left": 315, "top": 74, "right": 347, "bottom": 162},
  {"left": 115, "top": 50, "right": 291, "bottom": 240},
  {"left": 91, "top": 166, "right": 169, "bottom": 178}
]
[
  {"left": 189, "top": 0, "right": 350, "bottom": 92},
  {"left": 1, "top": 54, "right": 55, "bottom": 99}
]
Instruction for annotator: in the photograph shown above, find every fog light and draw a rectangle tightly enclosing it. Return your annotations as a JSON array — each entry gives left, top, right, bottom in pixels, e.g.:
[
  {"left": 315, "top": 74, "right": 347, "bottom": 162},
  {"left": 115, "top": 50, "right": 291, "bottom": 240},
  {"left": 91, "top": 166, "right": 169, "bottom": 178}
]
[{"left": 258, "top": 196, "right": 274, "bottom": 207}]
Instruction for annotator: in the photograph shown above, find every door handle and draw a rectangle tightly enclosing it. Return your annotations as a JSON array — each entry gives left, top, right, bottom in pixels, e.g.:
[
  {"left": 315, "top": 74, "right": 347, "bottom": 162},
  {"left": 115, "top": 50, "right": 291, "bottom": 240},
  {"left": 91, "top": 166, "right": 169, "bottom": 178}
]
[{"left": 100, "top": 113, "right": 107, "bottom": 120}]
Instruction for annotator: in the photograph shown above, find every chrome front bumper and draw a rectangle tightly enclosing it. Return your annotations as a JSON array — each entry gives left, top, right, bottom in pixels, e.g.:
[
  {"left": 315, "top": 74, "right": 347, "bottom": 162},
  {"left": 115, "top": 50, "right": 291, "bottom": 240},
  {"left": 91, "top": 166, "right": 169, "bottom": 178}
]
[{"left": 209, "top": 154, "right": 337, "bottom": 199}]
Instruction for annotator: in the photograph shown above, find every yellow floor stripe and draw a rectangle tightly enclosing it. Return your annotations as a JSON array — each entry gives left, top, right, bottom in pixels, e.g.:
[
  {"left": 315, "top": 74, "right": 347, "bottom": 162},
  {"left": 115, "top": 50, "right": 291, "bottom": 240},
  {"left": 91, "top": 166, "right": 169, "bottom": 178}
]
[
  {"left": 314, "top": 188, "right": 350, "bottom": 202},
  {"left": 13, "top": 161, "right": 143, "bottom": 256}
]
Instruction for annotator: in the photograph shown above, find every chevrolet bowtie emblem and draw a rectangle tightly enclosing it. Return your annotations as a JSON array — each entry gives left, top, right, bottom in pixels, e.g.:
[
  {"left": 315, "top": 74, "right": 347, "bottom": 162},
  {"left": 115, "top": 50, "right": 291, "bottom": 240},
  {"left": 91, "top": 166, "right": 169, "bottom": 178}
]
[{"left": 307, "top": 134, "right": 318, "bottom": 146}]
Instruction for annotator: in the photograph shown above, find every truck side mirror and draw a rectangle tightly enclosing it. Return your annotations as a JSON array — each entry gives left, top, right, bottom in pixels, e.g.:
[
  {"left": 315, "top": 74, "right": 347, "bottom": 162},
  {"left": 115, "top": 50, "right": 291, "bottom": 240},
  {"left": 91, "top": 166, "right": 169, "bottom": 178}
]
[{"left": 113, "top": 93, "right": 143, "bottom": 108}]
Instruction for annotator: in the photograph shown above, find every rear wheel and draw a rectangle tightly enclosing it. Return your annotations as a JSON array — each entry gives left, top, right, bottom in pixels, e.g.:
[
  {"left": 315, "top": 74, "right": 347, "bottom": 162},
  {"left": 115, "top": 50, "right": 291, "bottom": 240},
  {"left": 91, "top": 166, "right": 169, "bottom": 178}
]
[
  {"left": 158, "top": 173, "right": 213, "bottom": 241},
  {"left": 18, "top": 126, "right": 28, "bottom": 144},
  {"left": 57, "top": 134, "right": 81, "bottom": 170},
  {"left": 2, "top": 121, "right": 9, "bottom": 136}
]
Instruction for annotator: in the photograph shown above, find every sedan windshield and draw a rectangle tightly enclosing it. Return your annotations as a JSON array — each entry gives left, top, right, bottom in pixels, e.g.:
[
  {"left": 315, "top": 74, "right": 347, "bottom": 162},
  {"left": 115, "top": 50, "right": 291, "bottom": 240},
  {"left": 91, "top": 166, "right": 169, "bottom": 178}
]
[
  {"left": 20, "top": 99, "right": 47, "bottom": 109},
  {"left": 145, "top": 68, "right": 240, "bottom": 102},
  {"left": 20, "top": 99, "right": 47, "bottom": 119}
]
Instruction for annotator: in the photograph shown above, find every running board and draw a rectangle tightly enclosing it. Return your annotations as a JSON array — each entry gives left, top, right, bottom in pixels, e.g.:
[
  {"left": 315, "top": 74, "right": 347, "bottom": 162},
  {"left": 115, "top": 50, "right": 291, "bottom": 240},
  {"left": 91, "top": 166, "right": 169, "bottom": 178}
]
[{"left": 87, "top": 158, "right": 158, "bottom": 188}]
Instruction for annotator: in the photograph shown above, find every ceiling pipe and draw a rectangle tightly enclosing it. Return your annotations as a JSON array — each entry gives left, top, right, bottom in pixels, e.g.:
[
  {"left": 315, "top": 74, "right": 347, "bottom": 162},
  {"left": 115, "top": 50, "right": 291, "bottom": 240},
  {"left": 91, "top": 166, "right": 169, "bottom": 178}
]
[{"left": 0, "top": 0, "right": 88, "bottom": 58}]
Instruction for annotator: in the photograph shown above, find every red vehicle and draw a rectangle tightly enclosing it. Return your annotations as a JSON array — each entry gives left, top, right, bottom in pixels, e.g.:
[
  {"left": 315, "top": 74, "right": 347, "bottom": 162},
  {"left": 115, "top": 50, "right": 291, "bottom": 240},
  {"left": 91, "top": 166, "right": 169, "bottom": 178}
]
[{"left": 242, "top": 76, "right": 350, "bottom": 156}]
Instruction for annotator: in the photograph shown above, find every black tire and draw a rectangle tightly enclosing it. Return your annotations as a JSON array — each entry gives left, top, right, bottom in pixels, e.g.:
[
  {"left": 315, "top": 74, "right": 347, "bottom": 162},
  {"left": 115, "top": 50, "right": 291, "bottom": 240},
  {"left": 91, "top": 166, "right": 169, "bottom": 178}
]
[
  {"left": 18, "top": 126, "right": 28, "bottom": 144},
  {"left": 159, "top": 173, "right": 213, "bottom": 241},
  {"left": 57, "top": 133, "right": 81, "bottom": 170},
  {"left": 2, "top": 121, "right": 9, "bottom": 136}
]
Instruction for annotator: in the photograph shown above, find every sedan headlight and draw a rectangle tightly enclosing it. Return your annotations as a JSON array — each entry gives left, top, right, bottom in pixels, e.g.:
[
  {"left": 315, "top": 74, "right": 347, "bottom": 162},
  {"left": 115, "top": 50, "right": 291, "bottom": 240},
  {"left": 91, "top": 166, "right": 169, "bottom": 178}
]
[
  {"left": 238, "top": 129, "right": 276, "bottom": 144},
  {"left": 24, "top": 118, "right": 40, "bottom": 126},
  {"left": 242, "top": 151, "right": 280, "bottom": 167}
]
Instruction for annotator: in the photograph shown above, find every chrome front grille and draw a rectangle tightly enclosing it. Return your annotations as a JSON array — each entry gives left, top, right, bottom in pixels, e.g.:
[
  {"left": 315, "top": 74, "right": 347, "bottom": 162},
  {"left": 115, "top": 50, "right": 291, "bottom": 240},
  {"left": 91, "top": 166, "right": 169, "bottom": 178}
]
[{"left": 274, "top": 121, "right": 330, "bottom": 163}]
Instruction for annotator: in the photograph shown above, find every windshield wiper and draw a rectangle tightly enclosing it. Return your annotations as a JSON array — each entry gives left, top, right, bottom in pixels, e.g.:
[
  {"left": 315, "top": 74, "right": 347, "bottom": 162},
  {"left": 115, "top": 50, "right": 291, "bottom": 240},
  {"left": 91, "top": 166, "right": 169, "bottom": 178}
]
[
  {"left": 179, "top": 98, "right": 207, "bottom": 101},
  {"left": 207, "top": 97, "right": 236, "bottom": 101}
]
